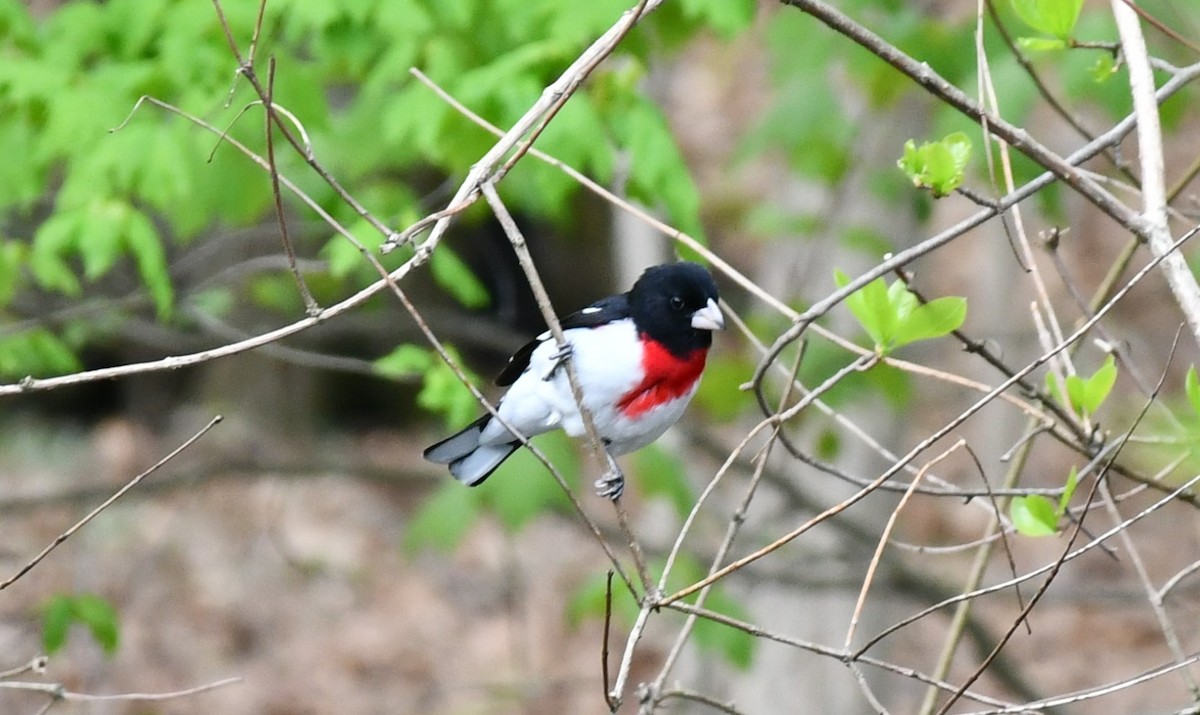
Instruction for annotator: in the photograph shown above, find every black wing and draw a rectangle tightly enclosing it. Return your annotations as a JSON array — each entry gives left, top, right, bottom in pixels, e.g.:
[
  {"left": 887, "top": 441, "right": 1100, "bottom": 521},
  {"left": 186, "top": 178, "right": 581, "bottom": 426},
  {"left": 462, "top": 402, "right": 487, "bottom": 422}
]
[{"left": 494, "top": 294, "right": 630, "bottom": 386}]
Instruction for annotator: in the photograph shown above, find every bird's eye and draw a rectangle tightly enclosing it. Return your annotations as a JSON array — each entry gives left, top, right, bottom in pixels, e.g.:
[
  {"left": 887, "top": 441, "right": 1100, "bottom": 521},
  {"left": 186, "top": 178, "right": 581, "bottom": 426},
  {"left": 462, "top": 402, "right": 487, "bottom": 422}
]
[{"left": 669, "top": 296, "right": 685, "bottom": 311}]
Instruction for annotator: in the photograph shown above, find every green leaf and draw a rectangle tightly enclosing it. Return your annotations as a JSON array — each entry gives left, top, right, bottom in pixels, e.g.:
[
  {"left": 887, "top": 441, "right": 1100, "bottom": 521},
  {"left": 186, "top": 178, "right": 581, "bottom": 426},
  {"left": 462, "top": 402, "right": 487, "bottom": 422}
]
[
  {"left": 693, "top": 587, "right": 756, "bottom": 670},
  {"left": 124, "top": 207, "right": 173, "bottom": 319},
  {"left": 896, "top": 132, "right": 973, "bottom": 198},
  {"left": 692, "top": 354, "right": 753, "bottom": 422},
  {"left": 1011, "top": 0, "right": 1083, "bottom": 40},
  {"left": 566, "top": 570, "right": 639, "bottom": 628},
  {"left": 1186, "top": 366, "right": 1200, "bottom": 420},
  {"left": 27, "top": 330, "right": 83, "bottom": 376},
  {"left": 1089, "top": 53, "right": 1118, "bottom": 83},
  {"left": 78, "top": 199, "right": 127, "bottom": 280},
  {"left": 189, "top": 287, "right": 235, "bottom": 320},
  {"left": 1017, "top": 36, "right": 1068, "bottom": 52},
  {"left": 1011, "top": 494, "right": 1059, "bottom": 536},
  {"left": 429, "top": 248, "right": 490, "bottom": 309},
  {"left": 0, "top": 239, "right": 25, "bottom": 306},
  {"left": 835, "top": 270, "right": 892, "bottom": 349},
  {"left": 1057, "top": 466, "right": 1079, "bottom": 516},
  {"left": 376, "top": 345, "right": 479, "bottom": 427},
  {"left": 485, "top": 431, "right": 576, "bottom": 530},
  {"left": 1065, "top": 355, "right": 1117, "bottom": 415},
  {"left": 835, "top": 270, "right": 967, "bottom": 353},
  {"left": 1044, "top": 371, "right": 1065, "bottom": 406},
  {"left": 0, "top": 329, "right": 83, "bottom": 379},
  {"left": 71, "top": 593, "right": 120, "bottom": 655},
  {"left": 816, "top": 428, "right": 841, "bottom": 460},
  {"left": 421, "top": 359, "right": 479, "bottom": 429},
  {"left": 893, "top": 296, "right": 967, "bottom": 346},
  {"left": 404, "top": 482, "right": 480, "bottom": 553},
  {"left": 375, "top": 344, "right": 433, "bottom": 379},
  {"left": 632, "top": 444, "right": 693, "bottom": 518},
  {"left": 678, "top": 0, "right": 755, "bottom": 38},
  {"left": 250, "top": 274, "right": 305, "bottom": 315},
  {"left": 30, "top": 211, "right": 82, "bottom": 296},
  {"left": 41, "top": 595, "right": 73, "bottom": 655},
  {"left": 321, "top": 218, "right": 385, "bottom": 280},
  {"left": 39, "top": 593, "right": 120, "bottom": 656}
]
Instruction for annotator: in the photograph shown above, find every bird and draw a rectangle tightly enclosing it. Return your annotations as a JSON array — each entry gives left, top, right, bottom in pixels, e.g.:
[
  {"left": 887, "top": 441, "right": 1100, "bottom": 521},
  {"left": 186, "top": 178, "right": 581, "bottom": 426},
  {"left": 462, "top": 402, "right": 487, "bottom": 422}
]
[{"left": 424, "top": 262, "right": 724, "bottom": 500}]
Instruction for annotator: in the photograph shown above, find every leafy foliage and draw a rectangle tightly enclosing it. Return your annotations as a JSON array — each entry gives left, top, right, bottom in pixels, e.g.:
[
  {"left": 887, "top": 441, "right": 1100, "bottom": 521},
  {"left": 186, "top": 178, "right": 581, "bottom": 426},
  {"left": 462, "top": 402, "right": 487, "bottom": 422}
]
[
  {"left": 375, "top": 345, "right": 479, "bottom": 428},
  {"left": 834, "top": 271, "right": 967, "bottom": 355},
  {"left": 0, "top": 0, "right": 745, "bottom": 380}
]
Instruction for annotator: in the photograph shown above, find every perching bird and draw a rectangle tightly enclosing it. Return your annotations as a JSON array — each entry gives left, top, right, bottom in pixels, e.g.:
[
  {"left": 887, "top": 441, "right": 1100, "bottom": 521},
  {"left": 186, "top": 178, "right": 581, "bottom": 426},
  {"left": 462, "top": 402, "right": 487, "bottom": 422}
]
[{"left": 424, "top": 262, "right": 724, "bottom": 500}]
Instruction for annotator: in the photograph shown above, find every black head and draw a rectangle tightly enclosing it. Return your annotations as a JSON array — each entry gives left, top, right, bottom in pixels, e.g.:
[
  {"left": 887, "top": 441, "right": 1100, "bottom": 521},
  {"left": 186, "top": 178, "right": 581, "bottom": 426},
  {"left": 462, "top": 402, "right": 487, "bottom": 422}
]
[{"left": 627, "top": 262, "right": 724, "bottom": 357}]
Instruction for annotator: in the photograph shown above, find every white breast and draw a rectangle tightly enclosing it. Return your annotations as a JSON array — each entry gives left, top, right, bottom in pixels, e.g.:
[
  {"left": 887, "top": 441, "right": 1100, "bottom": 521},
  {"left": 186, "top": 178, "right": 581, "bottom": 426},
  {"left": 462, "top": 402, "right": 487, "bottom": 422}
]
[{"left": 481, "top": 321, "right": 644, "bottom": 447}]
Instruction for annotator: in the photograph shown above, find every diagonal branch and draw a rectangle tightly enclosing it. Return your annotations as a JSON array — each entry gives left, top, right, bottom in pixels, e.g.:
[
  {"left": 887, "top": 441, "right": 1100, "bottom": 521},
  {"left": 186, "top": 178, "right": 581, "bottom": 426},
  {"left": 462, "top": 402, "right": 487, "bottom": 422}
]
[
  {"left": 0, "top": 415, "right": 223, "bottom": 590},
  {"left": 1110, "top": 0, "right": 1200, "bottom": 344},
  {"left": 380, "top": 0, "right": 663, "bottom": 255}
]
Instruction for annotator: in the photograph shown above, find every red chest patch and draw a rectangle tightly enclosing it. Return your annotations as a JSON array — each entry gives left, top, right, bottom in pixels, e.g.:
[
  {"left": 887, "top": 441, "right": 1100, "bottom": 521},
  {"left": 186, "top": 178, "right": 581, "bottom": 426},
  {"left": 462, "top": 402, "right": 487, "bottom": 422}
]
[{"left": 617, "top": 337, "right": 707, "bottom": 418}]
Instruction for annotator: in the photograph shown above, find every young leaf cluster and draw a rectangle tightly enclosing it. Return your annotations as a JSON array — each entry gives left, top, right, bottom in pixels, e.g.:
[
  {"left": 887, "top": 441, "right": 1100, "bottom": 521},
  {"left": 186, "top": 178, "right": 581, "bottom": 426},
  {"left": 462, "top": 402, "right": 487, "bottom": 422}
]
[
  {"left": 1010, "top": 467, "right": 1079, "bottom": 537},
  {"left": 897, "top": 132, "right": 973, "bottom": 198},
  {"left": 41, "top": 592, "right": 121, "bottom": 656},
  {"left": 1046, "top": 354, "right": 1118, "bottom": 419},
  {"left": 834, "top": 270, "right": 967, "bottom": 355}
]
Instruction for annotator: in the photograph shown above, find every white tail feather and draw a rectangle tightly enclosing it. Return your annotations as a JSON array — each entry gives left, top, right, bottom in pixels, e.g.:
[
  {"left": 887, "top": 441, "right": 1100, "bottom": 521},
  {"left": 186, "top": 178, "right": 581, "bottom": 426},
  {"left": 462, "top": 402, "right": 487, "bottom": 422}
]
[{"left": 448, "top": 443, "right": 519, "bottom": 486}]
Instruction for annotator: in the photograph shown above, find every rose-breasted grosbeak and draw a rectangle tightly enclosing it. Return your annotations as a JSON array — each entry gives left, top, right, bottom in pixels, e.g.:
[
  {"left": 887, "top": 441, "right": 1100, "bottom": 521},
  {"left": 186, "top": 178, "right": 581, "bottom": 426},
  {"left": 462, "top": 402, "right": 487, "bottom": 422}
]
[{"left": 424, "top": 262, "right": 724, "bottom": 500}]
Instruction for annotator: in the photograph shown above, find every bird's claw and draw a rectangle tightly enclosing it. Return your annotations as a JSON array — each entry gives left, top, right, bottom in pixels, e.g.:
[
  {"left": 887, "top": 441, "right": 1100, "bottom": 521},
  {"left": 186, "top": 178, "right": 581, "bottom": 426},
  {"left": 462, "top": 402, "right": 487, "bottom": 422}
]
[
  {"left": 542, "top": 342, "right": 574, "bottom": 381},
  {"left": 594, "top": 471, "right": 625, "bottom": 501}
]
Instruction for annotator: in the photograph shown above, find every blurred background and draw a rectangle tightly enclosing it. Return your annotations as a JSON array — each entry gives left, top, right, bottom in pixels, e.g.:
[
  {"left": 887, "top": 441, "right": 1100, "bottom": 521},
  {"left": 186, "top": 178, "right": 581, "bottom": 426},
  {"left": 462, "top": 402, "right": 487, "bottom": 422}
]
[{"left": 4, "top": 0, "right": 1200, "bottom": 713}]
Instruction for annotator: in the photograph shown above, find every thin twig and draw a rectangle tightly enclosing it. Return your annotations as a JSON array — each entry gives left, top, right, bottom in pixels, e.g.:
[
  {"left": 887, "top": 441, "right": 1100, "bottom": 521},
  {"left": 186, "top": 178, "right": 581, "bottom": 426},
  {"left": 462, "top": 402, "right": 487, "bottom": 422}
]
[
  {"left": 108, "top": 95, "right": 642, "bottom": 596},
  {"left": 666, "top": 226, "right": 1200, "bottom": 607},
  {"left": 0, "top": 676, "right": 241, "bottom": 703},
  {"left": 210, "top": 0, "right": 392, "bottom": 240},
  {"left": 868, "top": 352, "right": 1195, "bottom": 667},
  {"left": 645, "top": 349, "right": 805, "bottom": 711},
  {"left": 752, "top": 5, "right": 1200, "bottom": 412},
  {"left": 609, "top": 603, "right": 653, "bottom": 708},
  {"left": 264, "top": 55, "right": 319, "bottom": 315},
  {"left": 665, "top": 602, "right": 1014, "bottom": 709},
  {"left": 656, "top": 689, "right": 746, "bottom": 715},
  {"left": 602, "top": 570, "right": 617, "bottom": 711},
  {"left": 0, "top": 657, "right": 47, "bottom": 681},
  {"left": 1159, "top": 560, "right": 1200, "bottom": 602},
  {"left": 961, "top": 652, "right": 1200, "bottom": 714},
  {"left": 846, "top": 440, "right": 963, "bottom": 649},
  {"left": 381, "top": 0, "right": 666, "bottom": 254},
  {"left": 479, "top": 181, "right": 651, "bottom": 594},
  {"left": 0, "top": 415, "right": 223, "bottom": 590}
]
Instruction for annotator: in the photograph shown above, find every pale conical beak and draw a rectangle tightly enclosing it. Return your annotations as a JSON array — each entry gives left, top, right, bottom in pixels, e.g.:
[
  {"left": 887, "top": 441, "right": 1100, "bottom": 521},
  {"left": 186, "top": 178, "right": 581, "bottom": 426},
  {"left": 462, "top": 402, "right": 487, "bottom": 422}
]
[{"left": 691, "top": 298, "right": 725, "bottom": 331}]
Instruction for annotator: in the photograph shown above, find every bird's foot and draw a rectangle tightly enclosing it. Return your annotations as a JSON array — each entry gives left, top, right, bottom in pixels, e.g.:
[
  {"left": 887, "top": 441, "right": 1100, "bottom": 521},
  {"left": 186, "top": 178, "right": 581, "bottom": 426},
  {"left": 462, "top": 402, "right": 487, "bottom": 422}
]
[
  {"left": 542, "top": 342, "right": 574, "bottom": 381},
  {"left": 595, "top": 453, "right": 625, "bottom": 501},
  {"left": 594, "top": 471, "right": 625, "bottom": 501}
]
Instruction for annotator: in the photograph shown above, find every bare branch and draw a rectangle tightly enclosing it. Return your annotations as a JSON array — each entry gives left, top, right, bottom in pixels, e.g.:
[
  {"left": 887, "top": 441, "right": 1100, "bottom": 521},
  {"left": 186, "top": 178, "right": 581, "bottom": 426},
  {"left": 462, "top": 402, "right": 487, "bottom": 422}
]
[{"left": 0, "top": 415, "right": 223, "bottom": 590}]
